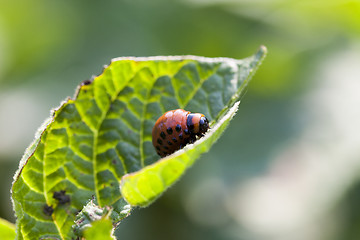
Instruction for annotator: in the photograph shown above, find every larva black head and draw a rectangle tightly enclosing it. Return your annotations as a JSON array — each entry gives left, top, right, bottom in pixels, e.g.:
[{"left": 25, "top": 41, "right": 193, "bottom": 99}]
[
  {"left": 199, "top": 116, "right": 209, "bottom": 134},
  {"left": 187, "top": 113, "right": 209, "bottom": 135}
]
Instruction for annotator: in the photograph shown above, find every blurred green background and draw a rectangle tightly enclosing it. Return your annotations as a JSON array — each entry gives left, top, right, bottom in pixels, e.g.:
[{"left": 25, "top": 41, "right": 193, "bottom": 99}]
[{"left": 1, "top": 0, "right": 360, "bottom": 239}]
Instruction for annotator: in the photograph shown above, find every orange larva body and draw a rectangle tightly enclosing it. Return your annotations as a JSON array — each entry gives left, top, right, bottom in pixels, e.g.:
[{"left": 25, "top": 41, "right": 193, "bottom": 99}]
[{"left": 152, "top": 109, "right": 209, "bottom": 157}]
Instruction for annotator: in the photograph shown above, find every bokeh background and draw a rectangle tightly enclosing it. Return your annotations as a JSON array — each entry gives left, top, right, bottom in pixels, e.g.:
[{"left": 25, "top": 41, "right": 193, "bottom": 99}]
[{"left": 1, "top": 0, "right": 360, "bottom": 239}]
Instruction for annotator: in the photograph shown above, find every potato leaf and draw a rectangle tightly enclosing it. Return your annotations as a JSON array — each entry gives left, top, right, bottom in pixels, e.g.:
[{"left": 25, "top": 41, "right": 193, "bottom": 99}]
[{"left": 12, "top": 46, "right": 266, "bottom": 239}]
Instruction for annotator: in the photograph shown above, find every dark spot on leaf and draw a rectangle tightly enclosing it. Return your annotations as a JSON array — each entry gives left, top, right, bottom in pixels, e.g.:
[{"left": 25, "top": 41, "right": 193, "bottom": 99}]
[
  {"left": 43, "top": 204, "right": 54, "bottom": 216},
  {"left": 53, "top": 190, "right": 70, "bottom": 204},
  {"left": 160, "top": 132, "right": 166, "bottom": 139},
  {"left": 167, "top": 127, "right": 173, "bottom": 135},
  {"left": 175, "top": 124, "right": 181, "bottom": 132},
  {"left": 81, "top": 79, "right": 92, "bottom": 86},
  {"left": 112, "top": 159, "right": 117, "bottom": 165}
]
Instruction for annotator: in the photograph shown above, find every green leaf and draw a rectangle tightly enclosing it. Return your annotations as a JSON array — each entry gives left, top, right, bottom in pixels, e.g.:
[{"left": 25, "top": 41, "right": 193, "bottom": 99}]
[
  {"left": 83, "top": 219, "right": 114, "bottom": 240},
  {"left": 0, "top": 218, "right": 16, "bottom": 240},
  {"left": 73, "top": 198, "right": 130, "bottom": 237},
  {"left": 73, "top": 199, "right": 108, "bottom": 237},
  {"left": 73, "top": 199, "right": 116, "bottom": 240},
  {"left": 12, "top": 46, "right": 266, "bottom": 239}
]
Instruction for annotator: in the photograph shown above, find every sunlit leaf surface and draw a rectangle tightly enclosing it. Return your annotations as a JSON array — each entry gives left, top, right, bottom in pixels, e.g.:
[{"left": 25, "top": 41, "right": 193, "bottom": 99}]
[
  {"left": 12, "top": 47, "right": 266, "bottom": 239},
  {"left": 0, "top": 218, "right": 16, "bottom": 240},
  {"left": 84, "top": 219, "right": 114, "bottom": 240}
]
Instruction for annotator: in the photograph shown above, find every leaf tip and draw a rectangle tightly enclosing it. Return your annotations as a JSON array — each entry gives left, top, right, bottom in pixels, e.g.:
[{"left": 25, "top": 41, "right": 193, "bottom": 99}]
[
  {"left": 254, "top": 45, "right": 267, "bottom": 63},
  {"left": 259, "top": 45, "right": 268, "bottom": 54}
]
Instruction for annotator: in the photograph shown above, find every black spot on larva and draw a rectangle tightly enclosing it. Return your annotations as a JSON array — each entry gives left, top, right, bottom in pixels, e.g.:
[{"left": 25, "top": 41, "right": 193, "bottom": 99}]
[
  {"left": 179, "top": 133, "right": 183, "bottom": 139},
  {"left": 43, "top": 204, "right": 54, "bottom": 216},
  {"left": 167, "top": 141, "right": 172, "bottom": 145},
  {"left": 164, "top": 146, "right": 169, "bottom": 150},
  {"left": 167, "top": 127, "right": 173, "bottom": 135},
  {"left": 162, "top": 151, "right": 168, "bottom": 155},
  {"left": 53, "top": 190, "right": 70, "bottom": 204},
  {"left": 175, "top": 124, "right": 181, "bottom": 132},
  {"left": 172, "top": 137, "right": 177, "bottom": 143},
  {"left": 184, "top": 129, "right": 190, "bottom": 135},
  {"left": 157, "top": 138, "right": 163, "bottom": 145},
  {"left": 187, "top": 114, "right": 195, "bottom": 131},
  {"left": 156, "top": 146, "right": 160, "bottom": 150},
  {"left": 160, "top": 132, "right": 166, "bottom": 139}
]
